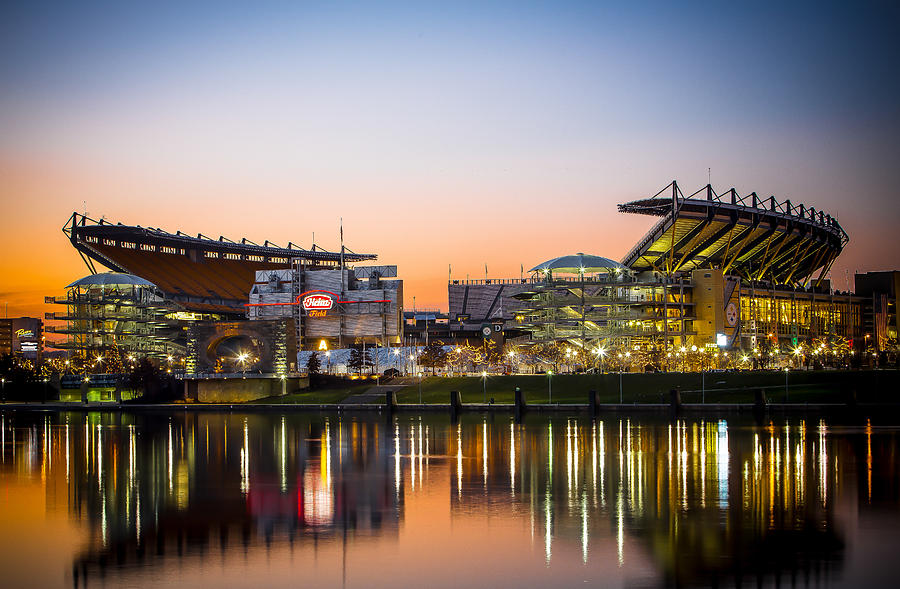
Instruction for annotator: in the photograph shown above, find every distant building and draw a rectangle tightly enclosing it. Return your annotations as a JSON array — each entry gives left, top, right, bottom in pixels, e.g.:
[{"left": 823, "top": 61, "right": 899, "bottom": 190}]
[
  {"left": 855, "top": 271, "right": 900, "bottom": 352},
  {"left": 0, "top": 317, "right": 43, "bottom": 360}
]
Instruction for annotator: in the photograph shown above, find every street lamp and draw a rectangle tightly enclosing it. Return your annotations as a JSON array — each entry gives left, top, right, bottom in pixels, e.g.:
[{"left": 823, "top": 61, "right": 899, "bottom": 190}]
[
  {"left": 237, "top": 352, "right": 249, "bottom": 377},
  {"left": 482, "top": 370, "right": 487, "bottom": 404},
  {"left": 547, "top": 370, "right": 552, "bottom": 404},
  {"left": 596, "top": 346, "right": 606, "bottom": 373},
  {"left": 784, "top": 367, "right": 790, "bottom": 402}
]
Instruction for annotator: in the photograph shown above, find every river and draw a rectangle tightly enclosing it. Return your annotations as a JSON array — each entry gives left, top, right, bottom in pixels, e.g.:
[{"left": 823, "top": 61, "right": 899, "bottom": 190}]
[{"left": 1, "top": 409, "right": 898, "bottom": 588}]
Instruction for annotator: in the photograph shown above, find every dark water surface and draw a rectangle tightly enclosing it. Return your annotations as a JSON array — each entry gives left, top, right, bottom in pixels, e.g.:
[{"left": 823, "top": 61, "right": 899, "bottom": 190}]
[{"left": 1, "top": 409, "right": 899, "bottom": 588}]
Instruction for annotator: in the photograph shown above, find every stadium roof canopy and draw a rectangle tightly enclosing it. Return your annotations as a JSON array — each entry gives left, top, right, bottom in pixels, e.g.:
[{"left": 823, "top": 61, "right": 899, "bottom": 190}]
[
  {"left": 529, "top": 253, "right": 628, "bottom": 274},
  {"left": 618, "top": 181, "right": 848, "bottom": 286},
  {"left": 66, "top": 272, "right": 158, "bottom": 289},
  {"left": 63, "top": 212, "right": 377, "bottom": 316}
]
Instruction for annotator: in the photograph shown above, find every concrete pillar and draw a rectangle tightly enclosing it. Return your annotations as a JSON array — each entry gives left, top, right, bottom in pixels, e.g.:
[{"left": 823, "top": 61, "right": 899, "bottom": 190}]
[
  {"left": 81, "top": 380, "right": 89, "bottom": 404},
  {"left": 450, "top": 390, "right": 462, "bottom": 419},
  {"left": 514, "top": 387, "right": 526, "bottom": 421},
  {"left": 588, "top": 389, "right": 599, "bottom": 415},
  {"left": 754, "top": 388, "right": 767, "bottom": 412},
  {"left": 385, "top": 390, "right": 397, "bottom": 412},
  {"left": 669, "top": 388, "right": 681, "bottom": 413}
]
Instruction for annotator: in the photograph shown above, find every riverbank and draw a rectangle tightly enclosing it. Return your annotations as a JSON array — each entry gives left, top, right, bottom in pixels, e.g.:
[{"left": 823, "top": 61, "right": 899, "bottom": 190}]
[{"left": 1, "top": 369, "right": 897, "bottom": 415}]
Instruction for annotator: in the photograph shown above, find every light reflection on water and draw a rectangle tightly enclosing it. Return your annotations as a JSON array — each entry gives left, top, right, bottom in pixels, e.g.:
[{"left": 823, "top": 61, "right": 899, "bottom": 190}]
[{"left": 1, "top": 410, "right": 899, "bottom": 588}]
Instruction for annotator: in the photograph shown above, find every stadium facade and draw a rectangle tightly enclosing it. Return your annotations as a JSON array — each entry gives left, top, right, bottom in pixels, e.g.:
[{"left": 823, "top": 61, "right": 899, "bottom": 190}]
[{"left": 247, "top": 264, "right": 403, "bottom": 350}]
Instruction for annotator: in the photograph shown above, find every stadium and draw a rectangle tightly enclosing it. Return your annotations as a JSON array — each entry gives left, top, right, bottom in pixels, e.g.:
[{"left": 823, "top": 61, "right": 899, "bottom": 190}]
[
  {"left": 62, "top": 212, "right": 376, "bottom": 317},
  {"left": 48, "top": 181, "right": 897, "bottom": 372},
  {"left": 450, "top": 181, "right": 897, "bottom": 368},
  {"left": 48, "top": 213, "right": 399, "bottom": 370}
]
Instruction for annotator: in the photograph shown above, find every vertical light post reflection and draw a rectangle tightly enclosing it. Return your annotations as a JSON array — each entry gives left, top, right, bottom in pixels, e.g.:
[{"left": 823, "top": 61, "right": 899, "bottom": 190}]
[
  {"left": 168, "top": 420, "right": 173, "bottom": 493},
  {"left": 456, "top": 422, "right": 462, "bottom": 498},
  {"left": 483, "top": 419, "right": 488, "bottom": 488},
  {"left": 581, "top": 493, "right": 589, "bottom": 564},
  {"left": 616, "top": 483, "right": 624, "bottom": 566},
  {"left": 700, "top": 421, "right": 706, "bottom": 508},
  {"left": 573, "top": 422, "right": 579, "bottom": 492},
  {"left": 97, "top": 423, "right": 103, "bottom": 492},
  {"left": 680, "top": 422, "right": 687, "bottom": 511},
  {"left": 240, "top": 418, "right": 249, "bottom": 495},
  {"left": 410, "top": 423, "right": 416, "bottom": 490},
  {"left": 717, "top": 420, "right": 728, "bottom": 507},
  {"left": 394, "top": 422, "right": 401, "bottom": 498},
  {"left": 548, "top": 422, "right": 553, "bottom": 480},
  {"left": 44, "top": 415, "right": 51, "bottom": 474},
  {"left": 566, "top": 420, "right": 572, "bottom": 495},
  {"left": 280, "top": 416, "right": 287, "bottom": 492},
  {"left": 599, "top": 421, "right": 606, "bottom": 506},
  {"left": 544, "top": 487, "right": 552, "bottom": 565},
  {"left": 591, "top": 421, "right": 597, "bottom": 489},
  {"left": 65, "top": 419, "right": 69, "bottom": 482},
  {"left": 545, "top": 420, "right": 553, "bottom": 565},
  {"left": 510, "top": 422, "right": 516, "bottom": 493},
  {"left": 867, "top": 418, "right": 872, "bottom": 503},
  {"left": 818, "top": 419, "right": 827, "bottom": 505},
  {"left": 419, "top": 422, "right": 425, "bottom": 487},
  {"left": 324, "top": 420, "right": 331, "bottom": 492},
  {"left": 129, "top": 425, "right": 135, "bottom": 489},
  {"left": 84, "top": 416, "right": 89, "bottom": 472}
]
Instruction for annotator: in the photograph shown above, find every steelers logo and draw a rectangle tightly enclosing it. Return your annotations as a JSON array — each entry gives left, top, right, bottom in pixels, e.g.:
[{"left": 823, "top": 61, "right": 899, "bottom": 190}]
[{"left": 725, "top": 302, "right": 738, "bottom": 327}]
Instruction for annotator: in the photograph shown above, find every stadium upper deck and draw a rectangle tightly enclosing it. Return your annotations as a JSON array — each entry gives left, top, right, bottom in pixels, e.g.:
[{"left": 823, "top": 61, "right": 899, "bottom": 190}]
[
  {"left": 63, "top": 212, "right": 376, "bottom": 316},
  {"left": 619, "top": 181, "right": 848, "bottom": 286}
]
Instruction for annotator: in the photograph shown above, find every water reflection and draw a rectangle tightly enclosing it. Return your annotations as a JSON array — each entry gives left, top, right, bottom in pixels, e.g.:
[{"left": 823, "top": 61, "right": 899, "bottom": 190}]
[{"left": 1, "top": 410, "right": 899, "bottom": 588}]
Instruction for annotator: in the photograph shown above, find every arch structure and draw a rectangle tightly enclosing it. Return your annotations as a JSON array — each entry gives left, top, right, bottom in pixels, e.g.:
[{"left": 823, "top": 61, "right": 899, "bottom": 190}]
[{"left": 185, "top": 319, "right": 296, "bottom": 376}]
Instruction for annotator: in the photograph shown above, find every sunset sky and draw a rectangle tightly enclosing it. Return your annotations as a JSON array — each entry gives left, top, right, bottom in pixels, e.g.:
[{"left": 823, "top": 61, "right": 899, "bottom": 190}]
[{"left": 2, "top": 1, "right": 899, "bottom": 321}]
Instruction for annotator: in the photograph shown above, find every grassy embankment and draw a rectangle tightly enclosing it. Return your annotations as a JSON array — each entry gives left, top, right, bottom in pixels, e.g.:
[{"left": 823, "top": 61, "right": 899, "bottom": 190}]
[{"left": 254, "top": 370, "right": 898, "bottom": 405}]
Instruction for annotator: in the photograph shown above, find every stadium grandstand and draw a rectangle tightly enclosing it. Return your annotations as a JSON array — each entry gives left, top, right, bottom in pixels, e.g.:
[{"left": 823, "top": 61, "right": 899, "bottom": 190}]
[
  {"left": 619, "top": 181, "right": 848, "bottom": 286},
  {"left": 63, "top": 212, "right": 376, "bottom": 317}
]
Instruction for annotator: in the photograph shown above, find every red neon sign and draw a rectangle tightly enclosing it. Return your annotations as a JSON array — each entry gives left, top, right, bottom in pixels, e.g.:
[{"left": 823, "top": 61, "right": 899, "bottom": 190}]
[
  {"left": 245, "top": 289, "right": 390, "bottom": 307},
  {"left": 302, "top": 294, "right": 334, "bottom": 310}
]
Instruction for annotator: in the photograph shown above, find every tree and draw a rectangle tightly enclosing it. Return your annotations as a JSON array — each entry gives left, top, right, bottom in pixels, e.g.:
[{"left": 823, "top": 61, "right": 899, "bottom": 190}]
[
  {"left": 532, "top": 342, "right": 566, "bottom": 373},
  {"left": 306, "top": 352, "right": 321, "bottom": 374},
  {"left": 348, "top": 347, "right": 373, "bottom": 375},
  {"left": 419, "top": 340, "right": 448, "bottom": 375}
]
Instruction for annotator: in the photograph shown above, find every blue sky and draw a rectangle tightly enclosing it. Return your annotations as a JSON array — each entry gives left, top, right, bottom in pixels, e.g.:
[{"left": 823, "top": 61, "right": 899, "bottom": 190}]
[{"left": 1, "top": 1, "right": 898, "bottom": 313}]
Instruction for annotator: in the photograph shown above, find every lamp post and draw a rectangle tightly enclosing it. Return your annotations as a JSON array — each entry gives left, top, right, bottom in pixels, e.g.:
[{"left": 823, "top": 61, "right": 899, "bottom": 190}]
[
  {"left": 784, "top": 367, "right": 789, "bottom": 402},
  {"left": 547, "top": 370, "right": 552, "bottom": 404},
  {"left": 482, "top": 371, "right": 487, "bottom": 404}
]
